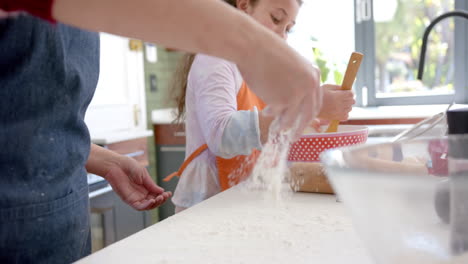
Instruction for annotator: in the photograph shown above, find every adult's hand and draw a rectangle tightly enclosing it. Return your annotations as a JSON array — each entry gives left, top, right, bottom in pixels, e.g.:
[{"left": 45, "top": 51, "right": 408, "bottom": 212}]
[
  {"left": 104, "top": 156, "right": 171, "bottom": 211},
  {"left": 86, "top": 144, "right": 171, "bottom": 211},
  {"left": 238, "top": 39, "right": 322, "bottom": 136}
]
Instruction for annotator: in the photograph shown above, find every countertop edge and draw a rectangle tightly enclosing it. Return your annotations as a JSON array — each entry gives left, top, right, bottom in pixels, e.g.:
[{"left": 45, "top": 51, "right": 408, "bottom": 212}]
[{"left": 91, "top": 129, "right": 153, "bottom": 145}]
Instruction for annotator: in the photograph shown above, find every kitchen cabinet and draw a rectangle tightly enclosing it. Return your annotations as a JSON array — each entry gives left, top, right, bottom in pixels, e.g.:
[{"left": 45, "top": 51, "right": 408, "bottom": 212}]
[
  {"left": 106, "top": 138, "right": 152, "bottom": 238},
  {"left": 89, "top": 180, "right": 115, "bottom": 253},
  {"left": 85, "top": 33, "right": 147, "bottom": 137},
  {"left": 153, "top": 123, "right": 186, "bottom": 220},
  {"left": 89, "top": 137, "right": 152, "bottom": 253},
  {"left": 90, "top": 184, "right": 151, "bottom": 253}
]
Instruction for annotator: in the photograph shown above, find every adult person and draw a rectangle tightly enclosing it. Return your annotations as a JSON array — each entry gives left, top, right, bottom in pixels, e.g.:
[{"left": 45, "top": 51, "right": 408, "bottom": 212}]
[
  {"left": 0, "top": 13, "right": 172, "bottom": 263},
  {"left": 0, "top": 0, "right": 322, "bottom": 262}
]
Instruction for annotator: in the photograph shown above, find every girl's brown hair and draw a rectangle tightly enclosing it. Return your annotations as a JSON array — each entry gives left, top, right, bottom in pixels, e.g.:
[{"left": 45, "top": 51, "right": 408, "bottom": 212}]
[{"left": 172, "top": 0, "right": 300, "bottom": 122}]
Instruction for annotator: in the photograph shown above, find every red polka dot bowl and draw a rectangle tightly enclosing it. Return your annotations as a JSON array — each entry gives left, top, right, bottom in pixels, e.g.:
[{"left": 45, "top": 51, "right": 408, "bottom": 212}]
[{"left": 288, "top": 125, "right": 369, "bottom": 162}]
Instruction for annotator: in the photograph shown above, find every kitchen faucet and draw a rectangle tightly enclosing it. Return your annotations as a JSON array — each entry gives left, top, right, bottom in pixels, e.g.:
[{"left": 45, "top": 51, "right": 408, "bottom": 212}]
[{"left": 417, "top": 10, "right": 468, "bottom": 80}]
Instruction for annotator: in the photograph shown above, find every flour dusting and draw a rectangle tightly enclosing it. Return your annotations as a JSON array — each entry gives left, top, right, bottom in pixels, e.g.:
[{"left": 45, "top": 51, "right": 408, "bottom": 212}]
[{"left": 245, "top": 116, "right": 301, "bottom": 199}]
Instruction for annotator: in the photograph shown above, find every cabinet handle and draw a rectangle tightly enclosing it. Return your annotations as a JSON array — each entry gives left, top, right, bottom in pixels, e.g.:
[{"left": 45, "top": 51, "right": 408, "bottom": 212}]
[
  {"left": 125, "top": 150, "right": 145, "bottom": 158},
  {"left": 160, "top": 146, "right": 186, "bottom": 152},
  {"left": 133, "top": 104, "right": 141, "bottom": 127},
  {"left": 173, "top": 131, "right": 186, "bottom": 137},
  {"left": 89, "top": 185, "right": 113, "bottom": 199}
]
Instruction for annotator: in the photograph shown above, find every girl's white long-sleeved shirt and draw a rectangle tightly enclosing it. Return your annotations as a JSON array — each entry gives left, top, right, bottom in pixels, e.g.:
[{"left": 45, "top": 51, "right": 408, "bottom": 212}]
[{"left": 171, "top": 54, "right": 262, "bottom": 209}]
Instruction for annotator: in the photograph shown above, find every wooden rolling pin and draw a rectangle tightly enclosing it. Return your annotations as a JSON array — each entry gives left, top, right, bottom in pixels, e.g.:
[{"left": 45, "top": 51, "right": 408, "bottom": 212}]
[
  {"left": 326, "top": 52, "right": 364, "bottom": 133},
  {"left": 290, "top": 162, "right": 334, "bottom": 194}
]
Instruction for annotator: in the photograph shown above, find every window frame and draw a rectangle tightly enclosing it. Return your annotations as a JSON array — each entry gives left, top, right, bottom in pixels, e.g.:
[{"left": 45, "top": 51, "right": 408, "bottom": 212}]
[{"left": 354, "top": 0, "right": 468, "bottom": 107}]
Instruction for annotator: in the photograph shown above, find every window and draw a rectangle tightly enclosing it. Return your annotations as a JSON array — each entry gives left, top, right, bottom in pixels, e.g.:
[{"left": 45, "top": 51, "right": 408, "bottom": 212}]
[
  {"left": 355, "top": 0, "right": 468, "bottom": 106},
  {"left": 288, "top": 0, "right": 355, "bottom": 85},
  {"left": 289, "top": 0, "right": 468, "bottom": 106}
]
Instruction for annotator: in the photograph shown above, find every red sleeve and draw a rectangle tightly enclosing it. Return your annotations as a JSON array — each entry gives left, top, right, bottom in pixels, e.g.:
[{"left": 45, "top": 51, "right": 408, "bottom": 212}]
[{"left": 0, "top": 0, "right": 55, "bottom": 22}]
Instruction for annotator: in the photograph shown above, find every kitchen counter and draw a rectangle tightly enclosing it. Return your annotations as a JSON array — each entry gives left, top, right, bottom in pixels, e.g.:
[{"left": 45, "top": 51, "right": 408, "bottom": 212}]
[
  {"left": 90, "top": 129, "right": 153, "bottom": 145},
  {"left": 77, "top": 185, "right": 373, "bottom": 264},
  {"left": 152, "top": 108, "right": 181, "bottom": 125},
  {"left": 348, "top": 105, "right": 448, "bottom": 120},
  {"left": 152, "top": 105, "right": 449, "bottom": 125}
]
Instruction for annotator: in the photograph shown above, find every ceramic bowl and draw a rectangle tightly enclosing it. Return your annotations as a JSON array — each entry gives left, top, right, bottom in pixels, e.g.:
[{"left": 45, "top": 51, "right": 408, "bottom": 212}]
[{"left": 288, "top": 125, "right": 368, "bottom": 162}]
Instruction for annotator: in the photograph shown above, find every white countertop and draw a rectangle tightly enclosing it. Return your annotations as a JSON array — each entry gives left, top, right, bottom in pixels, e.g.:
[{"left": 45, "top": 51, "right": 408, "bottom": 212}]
[
  {"left": 152, "top": 105, "right": 449, "bottom": 125},
  {"left": 77, "top": 185, "right": 373, "bottom": 264},
  {"left": 90, "top": 129, "right": 153, "bottom": 145},
  {"left": 349, "top": 105, "right": 448, "bottom": 120},
  {"left": 152, "top": 108, "right": 181, "bottom": 125}
]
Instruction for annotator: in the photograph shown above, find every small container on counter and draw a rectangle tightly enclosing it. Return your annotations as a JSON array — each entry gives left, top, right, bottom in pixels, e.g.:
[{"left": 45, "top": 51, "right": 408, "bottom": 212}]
[{"left": 447, "top": 104, "right": 468, "bottom": 255}]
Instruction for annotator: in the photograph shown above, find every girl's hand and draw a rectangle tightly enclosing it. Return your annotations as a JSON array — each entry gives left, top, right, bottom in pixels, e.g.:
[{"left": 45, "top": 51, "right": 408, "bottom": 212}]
[
  {"left": 310, "top": 118, "right": 322, "bottom": 133},
  {"left": 318, "top": 84, "right": 355, "bottom": 121}
]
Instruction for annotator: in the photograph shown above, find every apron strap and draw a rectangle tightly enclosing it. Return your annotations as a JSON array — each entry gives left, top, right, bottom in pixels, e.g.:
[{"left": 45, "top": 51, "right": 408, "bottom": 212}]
[{"left": 163, "top": 144, "right": 209, "bottom": 182}]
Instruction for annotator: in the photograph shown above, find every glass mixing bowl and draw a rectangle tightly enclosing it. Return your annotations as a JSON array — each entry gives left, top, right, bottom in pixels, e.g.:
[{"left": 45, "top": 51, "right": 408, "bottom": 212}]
[{"left": 321, "top": 136, "right": 468, "bottom": 264}]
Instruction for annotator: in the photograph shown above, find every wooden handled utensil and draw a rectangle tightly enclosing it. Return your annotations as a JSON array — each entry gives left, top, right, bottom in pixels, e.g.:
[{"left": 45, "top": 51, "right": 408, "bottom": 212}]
[{"left": 325, "top": 52, "right": 364, "bottom": 133}]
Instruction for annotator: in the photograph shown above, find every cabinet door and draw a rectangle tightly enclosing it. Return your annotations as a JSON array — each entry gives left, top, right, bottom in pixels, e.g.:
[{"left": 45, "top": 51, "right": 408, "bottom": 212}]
[
  {"left": 85, "top": 33, "right": 147, "bottom": 136},
  {"left": 113, "top": 193, "right": 151, "bottom": 241},
  {"left": 156, "top": 145, "right": 186, "bottom": 220}
]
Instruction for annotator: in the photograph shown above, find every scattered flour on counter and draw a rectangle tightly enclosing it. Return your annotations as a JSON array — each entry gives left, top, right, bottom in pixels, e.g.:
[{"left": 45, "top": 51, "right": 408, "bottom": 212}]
[
  {"left": 449, "top": 253, "right": 468, "bottom": 263},
  {"left": 148, "top": 190, "right": 368, "bottom": 264},
  {"left": 392, "top": 251, "right": 468, "bottom": 264}
]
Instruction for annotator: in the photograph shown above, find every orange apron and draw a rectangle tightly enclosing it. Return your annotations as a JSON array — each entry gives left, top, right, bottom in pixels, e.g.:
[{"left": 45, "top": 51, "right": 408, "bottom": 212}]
[{"left": 164, "top": 82, "right": 266, "bottom": 191}]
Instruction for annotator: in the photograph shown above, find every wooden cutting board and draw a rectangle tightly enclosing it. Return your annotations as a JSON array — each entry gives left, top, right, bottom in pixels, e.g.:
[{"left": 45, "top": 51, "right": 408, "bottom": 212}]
[{"left": 290, "top": 162, "right": 334, "bottom": 194}]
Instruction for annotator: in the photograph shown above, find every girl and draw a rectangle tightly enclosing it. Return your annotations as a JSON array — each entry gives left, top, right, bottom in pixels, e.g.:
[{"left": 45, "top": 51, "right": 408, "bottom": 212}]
[{"left": 169, "top": 0, "right": 355, "bottom": 212}]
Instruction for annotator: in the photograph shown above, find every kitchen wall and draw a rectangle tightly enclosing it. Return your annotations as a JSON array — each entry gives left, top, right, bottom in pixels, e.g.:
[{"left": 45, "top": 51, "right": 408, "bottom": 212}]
[{"left": 143, "top": 46, "right": 184, "bottom": 223}]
